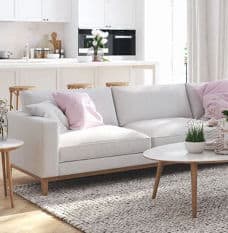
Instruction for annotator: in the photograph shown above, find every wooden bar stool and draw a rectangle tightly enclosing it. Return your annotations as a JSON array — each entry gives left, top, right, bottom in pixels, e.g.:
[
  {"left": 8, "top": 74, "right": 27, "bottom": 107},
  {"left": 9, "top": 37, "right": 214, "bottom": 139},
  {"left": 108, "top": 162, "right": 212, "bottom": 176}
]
[
  {"left": 9, "top": 86, "right": 35, "bottom": 110},
  {"left": 106, "top": 82, "right": 129, "bottom": 87},
  {"left": 67, "top": 83, "right": 92, "bottom": 89}
]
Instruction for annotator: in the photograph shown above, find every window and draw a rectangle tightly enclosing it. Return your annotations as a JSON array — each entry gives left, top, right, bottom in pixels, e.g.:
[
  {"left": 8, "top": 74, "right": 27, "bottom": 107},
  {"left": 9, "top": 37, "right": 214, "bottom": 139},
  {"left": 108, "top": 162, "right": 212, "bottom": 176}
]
[{"left": 144, "top": 0, "right": 187, "bottom": 84}]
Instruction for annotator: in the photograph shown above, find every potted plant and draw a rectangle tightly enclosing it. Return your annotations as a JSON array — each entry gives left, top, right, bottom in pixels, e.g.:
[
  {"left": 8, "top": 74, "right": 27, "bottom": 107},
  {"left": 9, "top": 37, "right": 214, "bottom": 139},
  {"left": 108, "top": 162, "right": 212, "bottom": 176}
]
[
  {"left": 89, "top": 29, "right": 108, "bottom": 62},
  {"left": 185, "top": 121, "right": 205, "bottom": 153}
]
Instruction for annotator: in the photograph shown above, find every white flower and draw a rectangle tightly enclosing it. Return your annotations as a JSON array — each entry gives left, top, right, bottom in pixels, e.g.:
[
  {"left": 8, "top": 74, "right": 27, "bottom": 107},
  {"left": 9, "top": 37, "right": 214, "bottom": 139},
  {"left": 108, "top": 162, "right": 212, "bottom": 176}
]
[
  {"left": 97, "top": 30, "right": 104, "bottom": 37},
  {"left": 92, "top": 29, "right": 108, "bottom": 39},
  {"left": 91, "top": 29, "right": 99, "bottom": 37},
  {"left": 92, "top": 41, "right": 98, "bottom": 47},
  {"left": 102, "top": 32, "right": 109, "bottom": 38},
  {"left": 101, "top": 38, "right": 108, "bottom": 45}
]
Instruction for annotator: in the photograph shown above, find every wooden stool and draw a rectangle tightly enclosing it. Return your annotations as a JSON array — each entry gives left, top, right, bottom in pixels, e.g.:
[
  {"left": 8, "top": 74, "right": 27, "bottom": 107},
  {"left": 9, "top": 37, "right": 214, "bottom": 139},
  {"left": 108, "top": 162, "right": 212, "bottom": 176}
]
[
  {"left": 106, "top": 82, "right": 129, "bottom": 87},
  {"left": 67, "top": 83, "right": 92, "bottom": 90},
  {"left": 9, "top": 86, "right": 35, "bottom": 110}
]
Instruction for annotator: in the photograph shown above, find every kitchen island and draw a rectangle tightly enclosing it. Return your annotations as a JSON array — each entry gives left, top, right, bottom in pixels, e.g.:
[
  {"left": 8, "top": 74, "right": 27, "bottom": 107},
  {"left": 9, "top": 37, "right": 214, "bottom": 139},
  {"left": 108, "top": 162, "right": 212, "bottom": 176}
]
[{"left": 0, "top": 59, "right": 157, "bottom": 101}]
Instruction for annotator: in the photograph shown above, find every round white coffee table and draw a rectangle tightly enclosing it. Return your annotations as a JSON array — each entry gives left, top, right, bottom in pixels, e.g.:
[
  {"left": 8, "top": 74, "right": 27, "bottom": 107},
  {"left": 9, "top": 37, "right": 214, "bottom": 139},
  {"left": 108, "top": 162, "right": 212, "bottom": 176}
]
[
  {"left": 0, "top": 139, "right": 24, "bottom": 208},
  {"left": 143, "top": 142, "right": 228, "bottom": 218}
]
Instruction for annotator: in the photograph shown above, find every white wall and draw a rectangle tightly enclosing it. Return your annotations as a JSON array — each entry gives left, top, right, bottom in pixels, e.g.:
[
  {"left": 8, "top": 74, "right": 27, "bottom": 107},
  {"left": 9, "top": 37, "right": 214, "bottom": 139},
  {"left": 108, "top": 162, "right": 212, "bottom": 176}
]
[
  {"left": 144, "top": 0, "right": 187, "bottom": 84},
  {"left": 64, "top": 0, "right": 78, "bottom": 58},
  {"left": 0, "top": 22, "right": 64, "bottom": 58}
]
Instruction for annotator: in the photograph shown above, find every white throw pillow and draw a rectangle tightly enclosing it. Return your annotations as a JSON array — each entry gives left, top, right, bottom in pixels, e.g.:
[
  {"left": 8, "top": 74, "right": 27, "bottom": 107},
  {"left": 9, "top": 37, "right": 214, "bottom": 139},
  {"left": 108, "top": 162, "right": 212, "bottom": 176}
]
[{"left": 26, "top": 101, "right": 69, "bottom": 133}]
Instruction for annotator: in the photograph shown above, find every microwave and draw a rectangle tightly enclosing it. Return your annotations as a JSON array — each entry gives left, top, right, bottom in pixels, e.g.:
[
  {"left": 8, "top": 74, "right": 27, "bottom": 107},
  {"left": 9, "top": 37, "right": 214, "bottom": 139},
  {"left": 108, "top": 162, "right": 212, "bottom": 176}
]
[{"left": 78, "top": 29, "right": 136, "bottom": 56}]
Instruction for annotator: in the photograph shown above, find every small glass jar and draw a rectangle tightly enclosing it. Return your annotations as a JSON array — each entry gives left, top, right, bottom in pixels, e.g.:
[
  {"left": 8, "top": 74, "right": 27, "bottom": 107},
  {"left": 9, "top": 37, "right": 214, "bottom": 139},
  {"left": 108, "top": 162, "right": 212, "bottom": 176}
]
[
  {"left": 35, "top": 48, "right": 43, "bottom": 59},
  {"left": 43, "top": 48, "right": 50, "bottom": 58}
]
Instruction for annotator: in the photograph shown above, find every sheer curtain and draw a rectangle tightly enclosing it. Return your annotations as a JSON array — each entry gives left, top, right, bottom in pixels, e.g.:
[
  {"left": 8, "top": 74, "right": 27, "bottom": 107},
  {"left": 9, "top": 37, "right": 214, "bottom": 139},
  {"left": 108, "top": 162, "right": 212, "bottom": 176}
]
[
  {"left": 144, "top": 0, "right": 187, "bottom": 84},
  {"left": 188, "top": 0, "right": 228, "bottom": 83}
]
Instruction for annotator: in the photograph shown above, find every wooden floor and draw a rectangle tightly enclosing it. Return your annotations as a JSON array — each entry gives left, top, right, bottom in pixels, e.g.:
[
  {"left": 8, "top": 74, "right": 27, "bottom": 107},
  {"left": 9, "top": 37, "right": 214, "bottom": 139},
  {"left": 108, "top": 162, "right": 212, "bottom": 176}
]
[{"left": 0, "top": 162, "right": 82, "bottom": 233}]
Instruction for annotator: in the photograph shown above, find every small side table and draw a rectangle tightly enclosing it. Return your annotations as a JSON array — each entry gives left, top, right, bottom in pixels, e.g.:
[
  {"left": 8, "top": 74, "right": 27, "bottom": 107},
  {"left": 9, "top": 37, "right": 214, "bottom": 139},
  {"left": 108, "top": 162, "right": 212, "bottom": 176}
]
[{"left": 0, "top": 139, "right": 24, "bottom": 208}]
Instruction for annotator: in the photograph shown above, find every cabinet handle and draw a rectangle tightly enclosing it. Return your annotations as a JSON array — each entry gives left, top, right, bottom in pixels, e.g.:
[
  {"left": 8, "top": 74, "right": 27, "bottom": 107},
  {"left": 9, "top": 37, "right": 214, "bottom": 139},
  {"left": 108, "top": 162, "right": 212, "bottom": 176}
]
[{"left": 114, "top": 35, "right": 133, "bottom": 39}]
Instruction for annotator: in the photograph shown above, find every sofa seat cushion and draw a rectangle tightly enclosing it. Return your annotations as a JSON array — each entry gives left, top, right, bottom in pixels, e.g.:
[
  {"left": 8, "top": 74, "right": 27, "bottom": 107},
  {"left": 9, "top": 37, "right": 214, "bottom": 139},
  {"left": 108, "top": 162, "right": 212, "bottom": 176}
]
[
  {"left": 125, "top": 118, "right": 191, "bottom": 147},
  {"left": 59, "top": 125, "right": 151, "bottom": 162}
]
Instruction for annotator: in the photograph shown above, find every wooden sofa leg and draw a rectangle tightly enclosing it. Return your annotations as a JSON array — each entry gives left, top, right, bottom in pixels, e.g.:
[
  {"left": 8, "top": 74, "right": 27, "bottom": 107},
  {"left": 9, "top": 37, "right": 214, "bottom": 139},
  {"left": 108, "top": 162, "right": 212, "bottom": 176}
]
[{"left": 41, "top": 179, "right": 48, "bottom": 196}]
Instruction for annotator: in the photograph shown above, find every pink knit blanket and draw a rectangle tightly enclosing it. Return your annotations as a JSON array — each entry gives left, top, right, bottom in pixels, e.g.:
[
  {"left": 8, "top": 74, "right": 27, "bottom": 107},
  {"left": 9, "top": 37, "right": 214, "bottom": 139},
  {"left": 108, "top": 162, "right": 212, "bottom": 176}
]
[{"left": 196, "top": 80, "right": 228, "bottom": 119}]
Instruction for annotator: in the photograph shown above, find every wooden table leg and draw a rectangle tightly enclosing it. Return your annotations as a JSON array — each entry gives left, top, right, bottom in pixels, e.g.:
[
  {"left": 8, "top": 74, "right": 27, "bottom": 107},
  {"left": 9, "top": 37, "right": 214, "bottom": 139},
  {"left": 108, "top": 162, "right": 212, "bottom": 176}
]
[
  {"left": 191, "top": 162, "right": 198, "bottom": 218},
  {"left": 41, "top": 179, "right": 49, "bottom": 196},
  {"left": 152, "top": 161, "right": 164, "bottom": 199},
  {"left": 5, "top": 152, "right": 14, "bottom": 208},
  {"left": 1, "top": 152, "right": 7, "bottom": 197}
]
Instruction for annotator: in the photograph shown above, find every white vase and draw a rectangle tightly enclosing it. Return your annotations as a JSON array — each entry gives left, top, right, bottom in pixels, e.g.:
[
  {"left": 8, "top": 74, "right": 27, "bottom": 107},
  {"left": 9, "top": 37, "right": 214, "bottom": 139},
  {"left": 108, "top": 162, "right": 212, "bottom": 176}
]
[{"left": 185, "top": 141, "right": 205, "bottom": 154}]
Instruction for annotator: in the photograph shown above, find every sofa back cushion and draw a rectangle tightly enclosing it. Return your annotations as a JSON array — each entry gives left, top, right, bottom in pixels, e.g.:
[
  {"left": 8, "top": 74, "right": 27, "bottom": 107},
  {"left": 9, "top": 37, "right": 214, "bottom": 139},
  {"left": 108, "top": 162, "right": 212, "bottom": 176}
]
[
  {"left": 185, "top": 84, "right": 204, "bottom": 119},
  {"left": 112, "top": 84, "right": 192, "bottom": 126},
  {"left": 21, "top": 87, "right": 118, "bottom": 126}
]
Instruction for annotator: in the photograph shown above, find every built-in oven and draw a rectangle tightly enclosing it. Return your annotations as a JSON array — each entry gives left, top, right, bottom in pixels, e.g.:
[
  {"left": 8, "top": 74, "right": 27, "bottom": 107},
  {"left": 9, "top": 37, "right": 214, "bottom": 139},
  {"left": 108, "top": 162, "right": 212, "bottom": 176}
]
[
  {"left": 112, "top": 30, "right": 136, "bottom": 55},
  {"left": 78, "top": 29, "right": 136, "bottom": 56}
]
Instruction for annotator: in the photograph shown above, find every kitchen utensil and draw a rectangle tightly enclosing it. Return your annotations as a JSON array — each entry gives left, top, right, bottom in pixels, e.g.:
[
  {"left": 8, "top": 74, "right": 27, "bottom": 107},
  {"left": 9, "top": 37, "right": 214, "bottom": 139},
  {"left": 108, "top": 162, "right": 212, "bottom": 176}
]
[
  {"left": 50, "top": 32, "right": 61, "bottom": 54},
  {"left": 0, "top": 51, "right": 12, "bottom": 59}
]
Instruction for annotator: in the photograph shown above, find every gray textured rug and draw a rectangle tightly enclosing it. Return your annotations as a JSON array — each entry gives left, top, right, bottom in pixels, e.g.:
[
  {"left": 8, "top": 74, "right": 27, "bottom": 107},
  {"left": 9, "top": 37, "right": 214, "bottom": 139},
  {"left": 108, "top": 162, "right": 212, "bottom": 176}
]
[{"left": 14, "top": 165, "right": 228, "bottom": 233}]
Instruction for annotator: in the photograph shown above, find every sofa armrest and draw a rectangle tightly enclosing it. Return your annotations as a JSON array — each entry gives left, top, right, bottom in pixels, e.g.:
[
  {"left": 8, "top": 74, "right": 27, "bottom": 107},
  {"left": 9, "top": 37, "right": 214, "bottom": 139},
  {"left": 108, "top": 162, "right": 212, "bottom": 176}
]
[{"left": 8, "top": 111, "right": 59, "bottom": 178}]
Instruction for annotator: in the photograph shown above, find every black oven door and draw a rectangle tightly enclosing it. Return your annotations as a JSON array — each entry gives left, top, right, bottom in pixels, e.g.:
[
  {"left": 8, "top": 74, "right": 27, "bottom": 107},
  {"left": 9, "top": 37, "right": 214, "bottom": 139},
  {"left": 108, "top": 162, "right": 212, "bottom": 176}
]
[{"left": 112, "top": 31, "right": 136, "bottom": 55}]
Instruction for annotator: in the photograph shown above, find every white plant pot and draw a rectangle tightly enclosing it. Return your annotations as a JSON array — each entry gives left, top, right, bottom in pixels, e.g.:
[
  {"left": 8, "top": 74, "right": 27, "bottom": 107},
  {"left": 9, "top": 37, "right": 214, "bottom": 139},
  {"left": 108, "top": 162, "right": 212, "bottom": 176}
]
[{"left": 185, "top": 142, "right": 205, "bottom": 154}]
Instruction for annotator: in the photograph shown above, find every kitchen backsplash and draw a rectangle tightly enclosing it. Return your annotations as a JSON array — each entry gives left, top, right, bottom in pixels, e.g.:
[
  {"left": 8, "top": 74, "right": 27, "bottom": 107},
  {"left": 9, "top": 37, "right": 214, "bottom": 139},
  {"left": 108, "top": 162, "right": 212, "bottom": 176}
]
[{"left": 0, "top": 22, "right": 64, "bottom": 58}]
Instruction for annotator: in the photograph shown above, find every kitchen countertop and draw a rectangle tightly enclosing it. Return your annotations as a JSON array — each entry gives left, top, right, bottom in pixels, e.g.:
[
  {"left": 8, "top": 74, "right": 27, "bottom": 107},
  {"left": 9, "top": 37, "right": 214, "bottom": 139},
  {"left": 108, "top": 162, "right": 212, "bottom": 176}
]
[{"left": 0, "top": 59, "right": 157, "bottom": 69}]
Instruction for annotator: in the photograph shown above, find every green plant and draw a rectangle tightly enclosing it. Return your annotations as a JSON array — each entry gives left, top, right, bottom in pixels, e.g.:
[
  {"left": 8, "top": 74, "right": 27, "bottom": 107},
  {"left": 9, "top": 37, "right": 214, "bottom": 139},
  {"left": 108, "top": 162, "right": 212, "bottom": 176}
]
[
  {"left": 222, "top": 110, "right": 228, "bottom": 121},
  {"left": 185, "top": 121, "right": 205, "bottom": 142}
]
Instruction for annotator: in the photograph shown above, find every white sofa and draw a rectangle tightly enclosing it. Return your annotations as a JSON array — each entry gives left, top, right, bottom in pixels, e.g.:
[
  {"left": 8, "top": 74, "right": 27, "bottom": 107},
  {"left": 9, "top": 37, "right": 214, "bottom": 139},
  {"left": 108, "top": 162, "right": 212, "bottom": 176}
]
[{"left": 8, "top": 84, "right": 203, "bottom": 194}]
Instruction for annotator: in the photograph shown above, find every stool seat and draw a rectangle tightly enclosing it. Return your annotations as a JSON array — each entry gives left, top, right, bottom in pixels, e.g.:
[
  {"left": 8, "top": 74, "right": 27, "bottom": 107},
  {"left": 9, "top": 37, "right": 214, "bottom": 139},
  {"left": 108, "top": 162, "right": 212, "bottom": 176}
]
[
  {"left": 9, "top": 86, "right": 35, "bottom": 92},
  {"left": 106, "top": 82, "right": 129, "bottom": 87},
  {"left": 9, "top": 85, "right": 35, "bottom": 110},
  {"left": 67, "top": 83, "right": 92, "bottom": 89}
]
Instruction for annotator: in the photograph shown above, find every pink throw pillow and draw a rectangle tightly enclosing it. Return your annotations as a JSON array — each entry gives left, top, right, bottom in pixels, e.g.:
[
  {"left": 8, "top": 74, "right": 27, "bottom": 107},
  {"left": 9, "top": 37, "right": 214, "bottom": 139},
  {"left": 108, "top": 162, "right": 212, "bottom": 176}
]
[
  {"left": 203, "top": 93, "right": 228, "bottom": 119},
  {"left": 53, "top": 92, "right": 103, "bottom": 130},
  {"left": 196, "top": 80, "right": 228, "bottom": 99}
]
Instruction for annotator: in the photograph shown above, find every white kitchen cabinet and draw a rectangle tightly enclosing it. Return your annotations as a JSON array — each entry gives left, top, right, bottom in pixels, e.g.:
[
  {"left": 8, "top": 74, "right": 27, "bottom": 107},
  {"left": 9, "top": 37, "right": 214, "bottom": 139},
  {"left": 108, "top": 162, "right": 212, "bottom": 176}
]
[
  {"left": 105, "top": 0, "right": 135, "bottom": 29},
  {"left": 15, "top": 0, "right": 42, "bottom": 21},
  {"left": 57, "top": 68, "right": 95, "bottom": 89},
  {"left": 78, "top": 0, "right": 105, "bottom": 28},
  {"left": 42, "top": 0, "right": 71, "bottom": 22},
  {"left": 78, "top": 0, "right": 135, "bottom": 29},
  {"left": 15, "top": 0, "right": 71, "bottom": 22},
  {"left": 18, "top": 69, "right": 56, "bottom": 90},
  {"left": 0, "top": 0, "right": 14, "bottom": 21},
  {"left": 96, "top": 67, "right": 130, "bottom": 86},
  {"left": 0, "top": 70, "right": 16, "bottom": 100}
]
